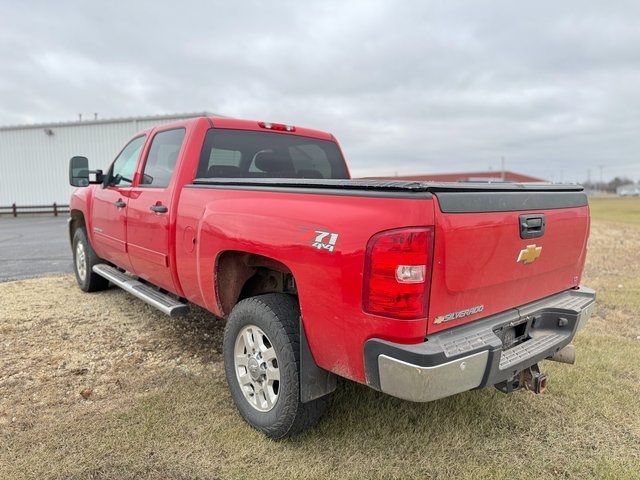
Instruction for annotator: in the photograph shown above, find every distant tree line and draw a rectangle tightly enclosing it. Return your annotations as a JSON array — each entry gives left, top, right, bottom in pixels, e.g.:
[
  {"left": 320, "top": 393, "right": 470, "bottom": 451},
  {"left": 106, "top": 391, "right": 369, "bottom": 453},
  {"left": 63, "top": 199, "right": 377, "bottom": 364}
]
[{"left": 581, "top": 176, "right": 637, "bottom": 192}]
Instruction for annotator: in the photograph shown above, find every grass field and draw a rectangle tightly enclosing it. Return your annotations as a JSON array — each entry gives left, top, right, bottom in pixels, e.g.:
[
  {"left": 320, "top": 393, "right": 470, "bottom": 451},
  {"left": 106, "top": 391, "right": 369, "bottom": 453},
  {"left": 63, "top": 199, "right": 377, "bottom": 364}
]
[
  {"left": 589, "top": 196, "right": 640, "bottom": 226},
  {"left": 1, "top": 198, "right": 639, "bottom": 479}
]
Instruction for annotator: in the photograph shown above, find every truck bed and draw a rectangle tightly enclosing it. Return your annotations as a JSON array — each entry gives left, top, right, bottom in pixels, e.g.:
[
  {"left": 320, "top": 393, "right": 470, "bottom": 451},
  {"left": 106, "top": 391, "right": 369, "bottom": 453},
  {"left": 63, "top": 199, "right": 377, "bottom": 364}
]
[{"left": 187, "top": 177, "right": 589, "bottom": 335}]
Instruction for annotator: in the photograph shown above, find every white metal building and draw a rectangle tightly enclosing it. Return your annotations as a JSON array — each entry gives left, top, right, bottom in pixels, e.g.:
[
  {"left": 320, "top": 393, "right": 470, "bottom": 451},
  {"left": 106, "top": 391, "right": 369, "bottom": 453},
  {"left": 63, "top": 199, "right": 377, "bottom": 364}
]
[
  {"left": 616, "top": 183, "right": 640, "bottom": 196},
  {"left": 0, "top": 112, "right": 214, "bottom": 206}
]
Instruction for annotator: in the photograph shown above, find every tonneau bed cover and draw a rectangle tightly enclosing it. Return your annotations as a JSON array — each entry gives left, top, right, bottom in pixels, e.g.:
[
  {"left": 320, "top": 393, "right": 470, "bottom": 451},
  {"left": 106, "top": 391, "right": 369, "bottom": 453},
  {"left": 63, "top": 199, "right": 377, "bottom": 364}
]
[
  {"left": 192, "top": 177, "right": 584, "bottom": 193},
  {"left": 191, "top": 178, "right": 587, "bottom": 211}
]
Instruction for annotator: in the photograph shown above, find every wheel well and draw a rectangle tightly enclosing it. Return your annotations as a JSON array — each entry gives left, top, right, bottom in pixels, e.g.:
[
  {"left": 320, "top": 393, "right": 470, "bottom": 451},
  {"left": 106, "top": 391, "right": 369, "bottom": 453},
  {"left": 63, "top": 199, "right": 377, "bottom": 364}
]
[
  {"left": 216, "top": 251, "right": 297, "bottom": 317},
  {"left": 69, "top": 210, "right": 86, "bottom": 244}
]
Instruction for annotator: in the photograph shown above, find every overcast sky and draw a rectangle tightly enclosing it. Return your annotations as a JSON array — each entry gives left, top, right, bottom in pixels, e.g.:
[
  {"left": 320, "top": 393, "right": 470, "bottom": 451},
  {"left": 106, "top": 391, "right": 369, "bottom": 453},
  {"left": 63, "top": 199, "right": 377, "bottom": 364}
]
[{"left": 2, "top": 1, "right": 639, "bottom": 181}]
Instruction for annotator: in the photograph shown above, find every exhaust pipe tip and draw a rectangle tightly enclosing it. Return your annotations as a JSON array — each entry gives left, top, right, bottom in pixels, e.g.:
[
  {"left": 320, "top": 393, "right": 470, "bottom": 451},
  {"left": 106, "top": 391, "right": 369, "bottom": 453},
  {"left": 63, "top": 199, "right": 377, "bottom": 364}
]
[{"left": 549, "top": 344, "right": 576, "bottom": 365}]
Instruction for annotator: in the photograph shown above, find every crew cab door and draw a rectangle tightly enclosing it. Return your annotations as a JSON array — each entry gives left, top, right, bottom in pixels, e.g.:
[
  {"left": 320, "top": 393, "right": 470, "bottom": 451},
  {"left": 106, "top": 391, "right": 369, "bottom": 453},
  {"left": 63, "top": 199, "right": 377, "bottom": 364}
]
[
  {"left": 91, "top": 135, "right": 146, "bottom": 271},
  {"left": 126, "top": 128, "right": 186, "bottom": 293}
]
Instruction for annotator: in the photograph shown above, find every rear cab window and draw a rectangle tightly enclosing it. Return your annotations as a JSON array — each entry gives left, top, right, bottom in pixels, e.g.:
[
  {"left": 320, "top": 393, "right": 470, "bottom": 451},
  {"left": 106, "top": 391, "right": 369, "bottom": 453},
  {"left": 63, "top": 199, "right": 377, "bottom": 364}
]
[{"left": 196, "top": 129, "right": 348, "bottom": 179}]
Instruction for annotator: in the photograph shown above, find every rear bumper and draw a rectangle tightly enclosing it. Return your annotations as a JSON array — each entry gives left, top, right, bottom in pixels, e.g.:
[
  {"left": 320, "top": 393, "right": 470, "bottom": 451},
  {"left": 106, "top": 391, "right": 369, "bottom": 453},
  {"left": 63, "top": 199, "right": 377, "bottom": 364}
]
[{"left": 364, "top": 287, "right": 595, "bottom": 402}]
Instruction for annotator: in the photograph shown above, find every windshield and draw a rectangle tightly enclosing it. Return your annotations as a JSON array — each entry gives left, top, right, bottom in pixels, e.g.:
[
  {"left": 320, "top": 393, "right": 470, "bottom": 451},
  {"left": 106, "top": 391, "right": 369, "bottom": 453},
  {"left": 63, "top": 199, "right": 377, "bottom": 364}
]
[{"left": 196, "top": 129, "right": 349, "bottom": 180}]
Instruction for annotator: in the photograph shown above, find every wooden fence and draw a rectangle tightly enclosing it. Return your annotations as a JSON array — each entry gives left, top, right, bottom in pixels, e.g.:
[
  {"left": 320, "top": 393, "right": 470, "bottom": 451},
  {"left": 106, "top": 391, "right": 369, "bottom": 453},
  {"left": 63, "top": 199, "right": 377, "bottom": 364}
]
[{"left": 0, "top": 203, "right": 70, "bottom": 217}]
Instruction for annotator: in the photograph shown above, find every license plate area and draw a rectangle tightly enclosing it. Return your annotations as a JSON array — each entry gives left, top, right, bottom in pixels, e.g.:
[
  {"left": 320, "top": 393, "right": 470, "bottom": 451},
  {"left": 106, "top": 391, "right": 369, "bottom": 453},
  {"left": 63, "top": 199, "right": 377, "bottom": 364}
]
[{"left": 494, "top": 317, "right": 533, "bottom": 350}]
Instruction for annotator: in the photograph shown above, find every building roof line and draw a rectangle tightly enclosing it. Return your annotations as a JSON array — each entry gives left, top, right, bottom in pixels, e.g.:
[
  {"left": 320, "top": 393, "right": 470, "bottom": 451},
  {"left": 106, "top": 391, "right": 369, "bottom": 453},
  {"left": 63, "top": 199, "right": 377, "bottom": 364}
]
[{"left": 0, "top": 111, "right": 224, "bottom": 132}]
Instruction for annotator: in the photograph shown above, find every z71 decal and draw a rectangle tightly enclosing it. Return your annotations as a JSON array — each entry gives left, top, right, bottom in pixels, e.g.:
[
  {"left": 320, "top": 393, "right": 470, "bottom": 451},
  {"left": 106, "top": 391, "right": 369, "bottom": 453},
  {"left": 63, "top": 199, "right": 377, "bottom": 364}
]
[
  {"left": 298, "top": 226, "right": 340, "bottom": 253},
  {"left": 312, "top": 230, "right": 339, "bottom": 252}
]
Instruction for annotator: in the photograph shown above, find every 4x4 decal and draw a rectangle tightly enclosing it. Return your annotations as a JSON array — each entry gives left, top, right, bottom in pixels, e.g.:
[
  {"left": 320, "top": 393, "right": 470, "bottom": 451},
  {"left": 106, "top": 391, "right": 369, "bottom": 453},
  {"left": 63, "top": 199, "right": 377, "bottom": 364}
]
[
  {"left": 299, "top": 228, "right": 339, "bottom": 253},
  {"left": 312, "top": 230, "right": 339, "bottom": 252}
]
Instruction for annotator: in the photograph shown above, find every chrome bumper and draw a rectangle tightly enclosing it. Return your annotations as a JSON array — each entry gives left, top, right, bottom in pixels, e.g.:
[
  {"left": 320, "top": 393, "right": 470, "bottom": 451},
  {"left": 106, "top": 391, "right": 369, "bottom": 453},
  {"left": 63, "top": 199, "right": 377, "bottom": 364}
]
[
  {"left": 366, "top": 287, "right": 596, "bottom": 403},
  {"left": 379, "top": 350, "right": 489, "bottom": 402}
]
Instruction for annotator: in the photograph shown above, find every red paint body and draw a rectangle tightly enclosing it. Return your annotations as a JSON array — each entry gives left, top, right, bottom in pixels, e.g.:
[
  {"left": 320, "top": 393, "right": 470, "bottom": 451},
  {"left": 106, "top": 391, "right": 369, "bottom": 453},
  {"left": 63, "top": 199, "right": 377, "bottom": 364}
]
[{"left": 70, "top": 117, "right": 590, "bottom": 384}]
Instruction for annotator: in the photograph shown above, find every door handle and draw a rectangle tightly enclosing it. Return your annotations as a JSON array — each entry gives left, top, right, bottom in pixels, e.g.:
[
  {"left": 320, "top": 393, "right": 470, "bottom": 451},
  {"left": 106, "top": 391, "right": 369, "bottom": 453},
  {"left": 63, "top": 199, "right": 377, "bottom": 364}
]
[
  {"left": 150, "top": 204, "right": 168, "bottom": 214},
  {"left": 114, "top": 199, "right": 126, "bottom": 209},
  {"left": 519, "top": 214, "right": 546, "bottom": 239}
]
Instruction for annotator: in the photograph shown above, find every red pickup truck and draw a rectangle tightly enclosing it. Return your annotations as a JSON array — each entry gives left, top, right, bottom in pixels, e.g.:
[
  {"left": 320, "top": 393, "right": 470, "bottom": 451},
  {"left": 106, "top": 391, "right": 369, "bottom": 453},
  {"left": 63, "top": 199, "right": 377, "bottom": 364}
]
[{"left": 68, "top": 116, "right": 595, "bottom": 438}]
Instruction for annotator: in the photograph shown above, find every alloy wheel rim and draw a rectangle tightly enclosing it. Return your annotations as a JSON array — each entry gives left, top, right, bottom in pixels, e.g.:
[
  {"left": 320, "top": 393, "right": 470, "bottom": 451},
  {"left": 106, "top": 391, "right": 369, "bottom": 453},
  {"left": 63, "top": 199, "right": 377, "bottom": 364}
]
[
  {"left": 234, "top": 325, "right": 280, "bottom": 412},
  {"left": 76, "top": 242, "right": 87, "bottom": 281}
]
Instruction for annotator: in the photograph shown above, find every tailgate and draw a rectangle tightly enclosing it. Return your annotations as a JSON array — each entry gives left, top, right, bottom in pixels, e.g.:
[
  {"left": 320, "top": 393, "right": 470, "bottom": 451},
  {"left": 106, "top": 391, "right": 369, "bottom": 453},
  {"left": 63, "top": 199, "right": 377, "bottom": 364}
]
[{"left": 427, "top": 188, "right": 589, "bottom": 334}]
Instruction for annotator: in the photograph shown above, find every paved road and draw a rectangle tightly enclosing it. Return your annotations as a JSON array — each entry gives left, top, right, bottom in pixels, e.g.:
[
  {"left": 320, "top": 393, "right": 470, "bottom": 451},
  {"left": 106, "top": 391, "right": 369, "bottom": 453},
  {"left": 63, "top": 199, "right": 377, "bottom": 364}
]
[{"left": 0, "top": 216, "right": 73, "bottom": 282}]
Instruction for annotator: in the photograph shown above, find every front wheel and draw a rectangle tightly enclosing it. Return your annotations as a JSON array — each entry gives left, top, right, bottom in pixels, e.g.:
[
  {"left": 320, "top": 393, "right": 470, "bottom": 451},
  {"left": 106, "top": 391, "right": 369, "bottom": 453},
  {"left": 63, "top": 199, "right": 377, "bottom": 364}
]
[
  {"left": 72, "top": 228, "right": 109, "bottom": 292},
  {"left": 223, "top": 293, "right": 330, "bottom": 439}
]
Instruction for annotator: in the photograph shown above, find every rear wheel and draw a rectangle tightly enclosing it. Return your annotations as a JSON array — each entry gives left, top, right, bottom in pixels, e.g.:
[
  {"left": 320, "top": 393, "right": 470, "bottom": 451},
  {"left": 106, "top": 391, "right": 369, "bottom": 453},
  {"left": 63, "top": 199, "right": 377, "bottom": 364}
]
[
  {"left": 72, "top": 228, "right": 109, "bottom": 292},
  {"left": 223, "top": 293, "right": 331, "bottom": 439}
]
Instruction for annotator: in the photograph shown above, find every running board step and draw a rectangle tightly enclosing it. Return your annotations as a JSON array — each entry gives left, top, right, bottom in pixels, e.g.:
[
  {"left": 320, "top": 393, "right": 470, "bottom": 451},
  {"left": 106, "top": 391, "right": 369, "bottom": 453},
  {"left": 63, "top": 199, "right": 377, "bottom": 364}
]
[{"left": 92, "top": 264, "right": 188, "bottom": 316}]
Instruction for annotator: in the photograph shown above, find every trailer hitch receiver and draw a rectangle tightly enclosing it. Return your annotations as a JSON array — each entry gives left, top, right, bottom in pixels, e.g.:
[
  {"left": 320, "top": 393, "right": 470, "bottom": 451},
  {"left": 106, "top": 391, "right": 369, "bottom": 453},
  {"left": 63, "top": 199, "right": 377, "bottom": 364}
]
[
  {"left": 521, "top": 363, "right": 548, "bottom": 394},
  {"left": 494, "top": 363, "right": 548, "bottom": 395}
]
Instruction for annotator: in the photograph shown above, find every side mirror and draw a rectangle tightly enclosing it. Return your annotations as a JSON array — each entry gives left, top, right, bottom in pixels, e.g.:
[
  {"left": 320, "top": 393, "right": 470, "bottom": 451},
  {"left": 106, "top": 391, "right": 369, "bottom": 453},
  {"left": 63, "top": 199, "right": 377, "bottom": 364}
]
[
  {"left": 69, "top": 156, "right": 103, "bottom": 187},
  {"left": 69, "top": 156, "right": 90, "bottom": 187}
]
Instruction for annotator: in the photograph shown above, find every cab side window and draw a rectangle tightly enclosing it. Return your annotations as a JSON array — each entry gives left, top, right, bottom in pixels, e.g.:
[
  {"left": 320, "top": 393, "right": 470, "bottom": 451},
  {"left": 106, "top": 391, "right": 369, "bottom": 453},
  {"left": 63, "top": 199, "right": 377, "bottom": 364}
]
[
  {"left": 109, "top": 136, "right": 146, "bottom": 187},
  {"left": 140, "top": 128, "right": 186, "bottom": 188}
]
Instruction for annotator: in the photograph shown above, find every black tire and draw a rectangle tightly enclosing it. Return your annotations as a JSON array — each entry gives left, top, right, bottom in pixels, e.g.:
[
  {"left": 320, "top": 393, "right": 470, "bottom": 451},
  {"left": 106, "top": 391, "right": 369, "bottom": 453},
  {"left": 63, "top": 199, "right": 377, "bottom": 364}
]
[
  {"left": 72, "top": 228, "right": 109, "bottom": 292},
  {"left": 223, "top": 293, "right": 331, "bottom": 439}
]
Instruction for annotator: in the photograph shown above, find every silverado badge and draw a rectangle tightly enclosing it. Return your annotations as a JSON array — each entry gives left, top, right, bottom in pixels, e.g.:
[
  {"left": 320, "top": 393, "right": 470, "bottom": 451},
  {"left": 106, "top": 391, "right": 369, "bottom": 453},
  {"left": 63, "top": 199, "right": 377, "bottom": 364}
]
[
  {"left": 434, "top": 305, "right": 484, "bottom": 324},
  {"left": 517, "top": 244, "right": 542, "bottom": 264}
]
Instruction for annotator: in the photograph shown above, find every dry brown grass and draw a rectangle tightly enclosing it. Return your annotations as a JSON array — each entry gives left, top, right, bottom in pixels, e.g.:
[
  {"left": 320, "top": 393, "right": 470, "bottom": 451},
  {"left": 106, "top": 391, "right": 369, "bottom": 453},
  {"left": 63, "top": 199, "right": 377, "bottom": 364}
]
[{"left": 1, "top": 202, "right": 639, "bottom": 479}]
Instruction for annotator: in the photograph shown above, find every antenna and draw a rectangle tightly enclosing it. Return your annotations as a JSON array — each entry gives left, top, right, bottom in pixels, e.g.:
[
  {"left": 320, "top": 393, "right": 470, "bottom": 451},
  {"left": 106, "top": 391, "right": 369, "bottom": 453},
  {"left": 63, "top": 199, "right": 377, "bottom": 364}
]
[{"left": 501, "top": 156, "right": 505, "bottom": 181}]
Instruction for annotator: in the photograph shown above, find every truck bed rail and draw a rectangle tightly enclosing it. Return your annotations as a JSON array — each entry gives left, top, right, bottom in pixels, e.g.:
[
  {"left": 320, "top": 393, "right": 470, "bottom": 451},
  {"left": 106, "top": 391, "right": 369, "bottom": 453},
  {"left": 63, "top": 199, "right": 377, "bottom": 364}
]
[
  {"left": 191, "top": 178, "right": 587, "bottom": 209},
  {"left": 192, "top": 177, "right": 585, "bottom": 193}
]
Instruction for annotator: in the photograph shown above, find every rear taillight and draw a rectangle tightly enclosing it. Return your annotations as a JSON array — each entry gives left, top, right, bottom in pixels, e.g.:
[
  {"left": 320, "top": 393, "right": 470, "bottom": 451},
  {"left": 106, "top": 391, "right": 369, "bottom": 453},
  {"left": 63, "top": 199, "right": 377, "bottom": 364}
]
[{"left": 363, "top": 227, "right": 434, "bottom": 319}]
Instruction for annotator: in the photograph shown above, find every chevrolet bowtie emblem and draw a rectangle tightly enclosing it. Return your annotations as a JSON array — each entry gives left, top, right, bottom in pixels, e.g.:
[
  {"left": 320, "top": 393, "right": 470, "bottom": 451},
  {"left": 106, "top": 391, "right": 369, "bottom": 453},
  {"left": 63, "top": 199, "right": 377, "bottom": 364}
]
[{"left": 517, "top": 244, "right": 542, "bottom": 264}]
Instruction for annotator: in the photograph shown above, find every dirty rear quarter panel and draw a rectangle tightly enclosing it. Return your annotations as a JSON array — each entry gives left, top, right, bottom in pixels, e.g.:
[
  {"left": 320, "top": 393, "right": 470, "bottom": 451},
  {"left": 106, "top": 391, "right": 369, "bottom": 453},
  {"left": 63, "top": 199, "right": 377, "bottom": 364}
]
[{"left": 176, "top": 187, "right": 435, "bottom": 382}]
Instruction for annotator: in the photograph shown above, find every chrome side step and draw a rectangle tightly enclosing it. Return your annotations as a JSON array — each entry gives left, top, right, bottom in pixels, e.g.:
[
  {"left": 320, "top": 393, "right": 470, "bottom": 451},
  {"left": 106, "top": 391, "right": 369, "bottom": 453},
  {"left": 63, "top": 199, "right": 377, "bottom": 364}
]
[{"left": 92, "top": 264, "right": 188, "bottom": 316}]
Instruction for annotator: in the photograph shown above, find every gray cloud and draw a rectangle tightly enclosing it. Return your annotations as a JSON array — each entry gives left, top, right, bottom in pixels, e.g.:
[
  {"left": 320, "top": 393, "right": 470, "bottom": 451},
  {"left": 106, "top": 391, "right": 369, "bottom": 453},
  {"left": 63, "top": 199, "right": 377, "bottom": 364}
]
[{"left": 1, "top": 0, "right": 639, "bottom": 181}]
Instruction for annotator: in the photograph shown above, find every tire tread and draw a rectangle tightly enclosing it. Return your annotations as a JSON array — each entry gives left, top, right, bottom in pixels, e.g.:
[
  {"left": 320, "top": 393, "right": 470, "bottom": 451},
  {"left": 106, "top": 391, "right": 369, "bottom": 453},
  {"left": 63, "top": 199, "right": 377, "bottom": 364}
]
[
  {"left": 72, "top": 228, "right": 109, "bottom": 292},
  {"left": 223, "top": 293, "right": 330, "bottom": 439}
]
